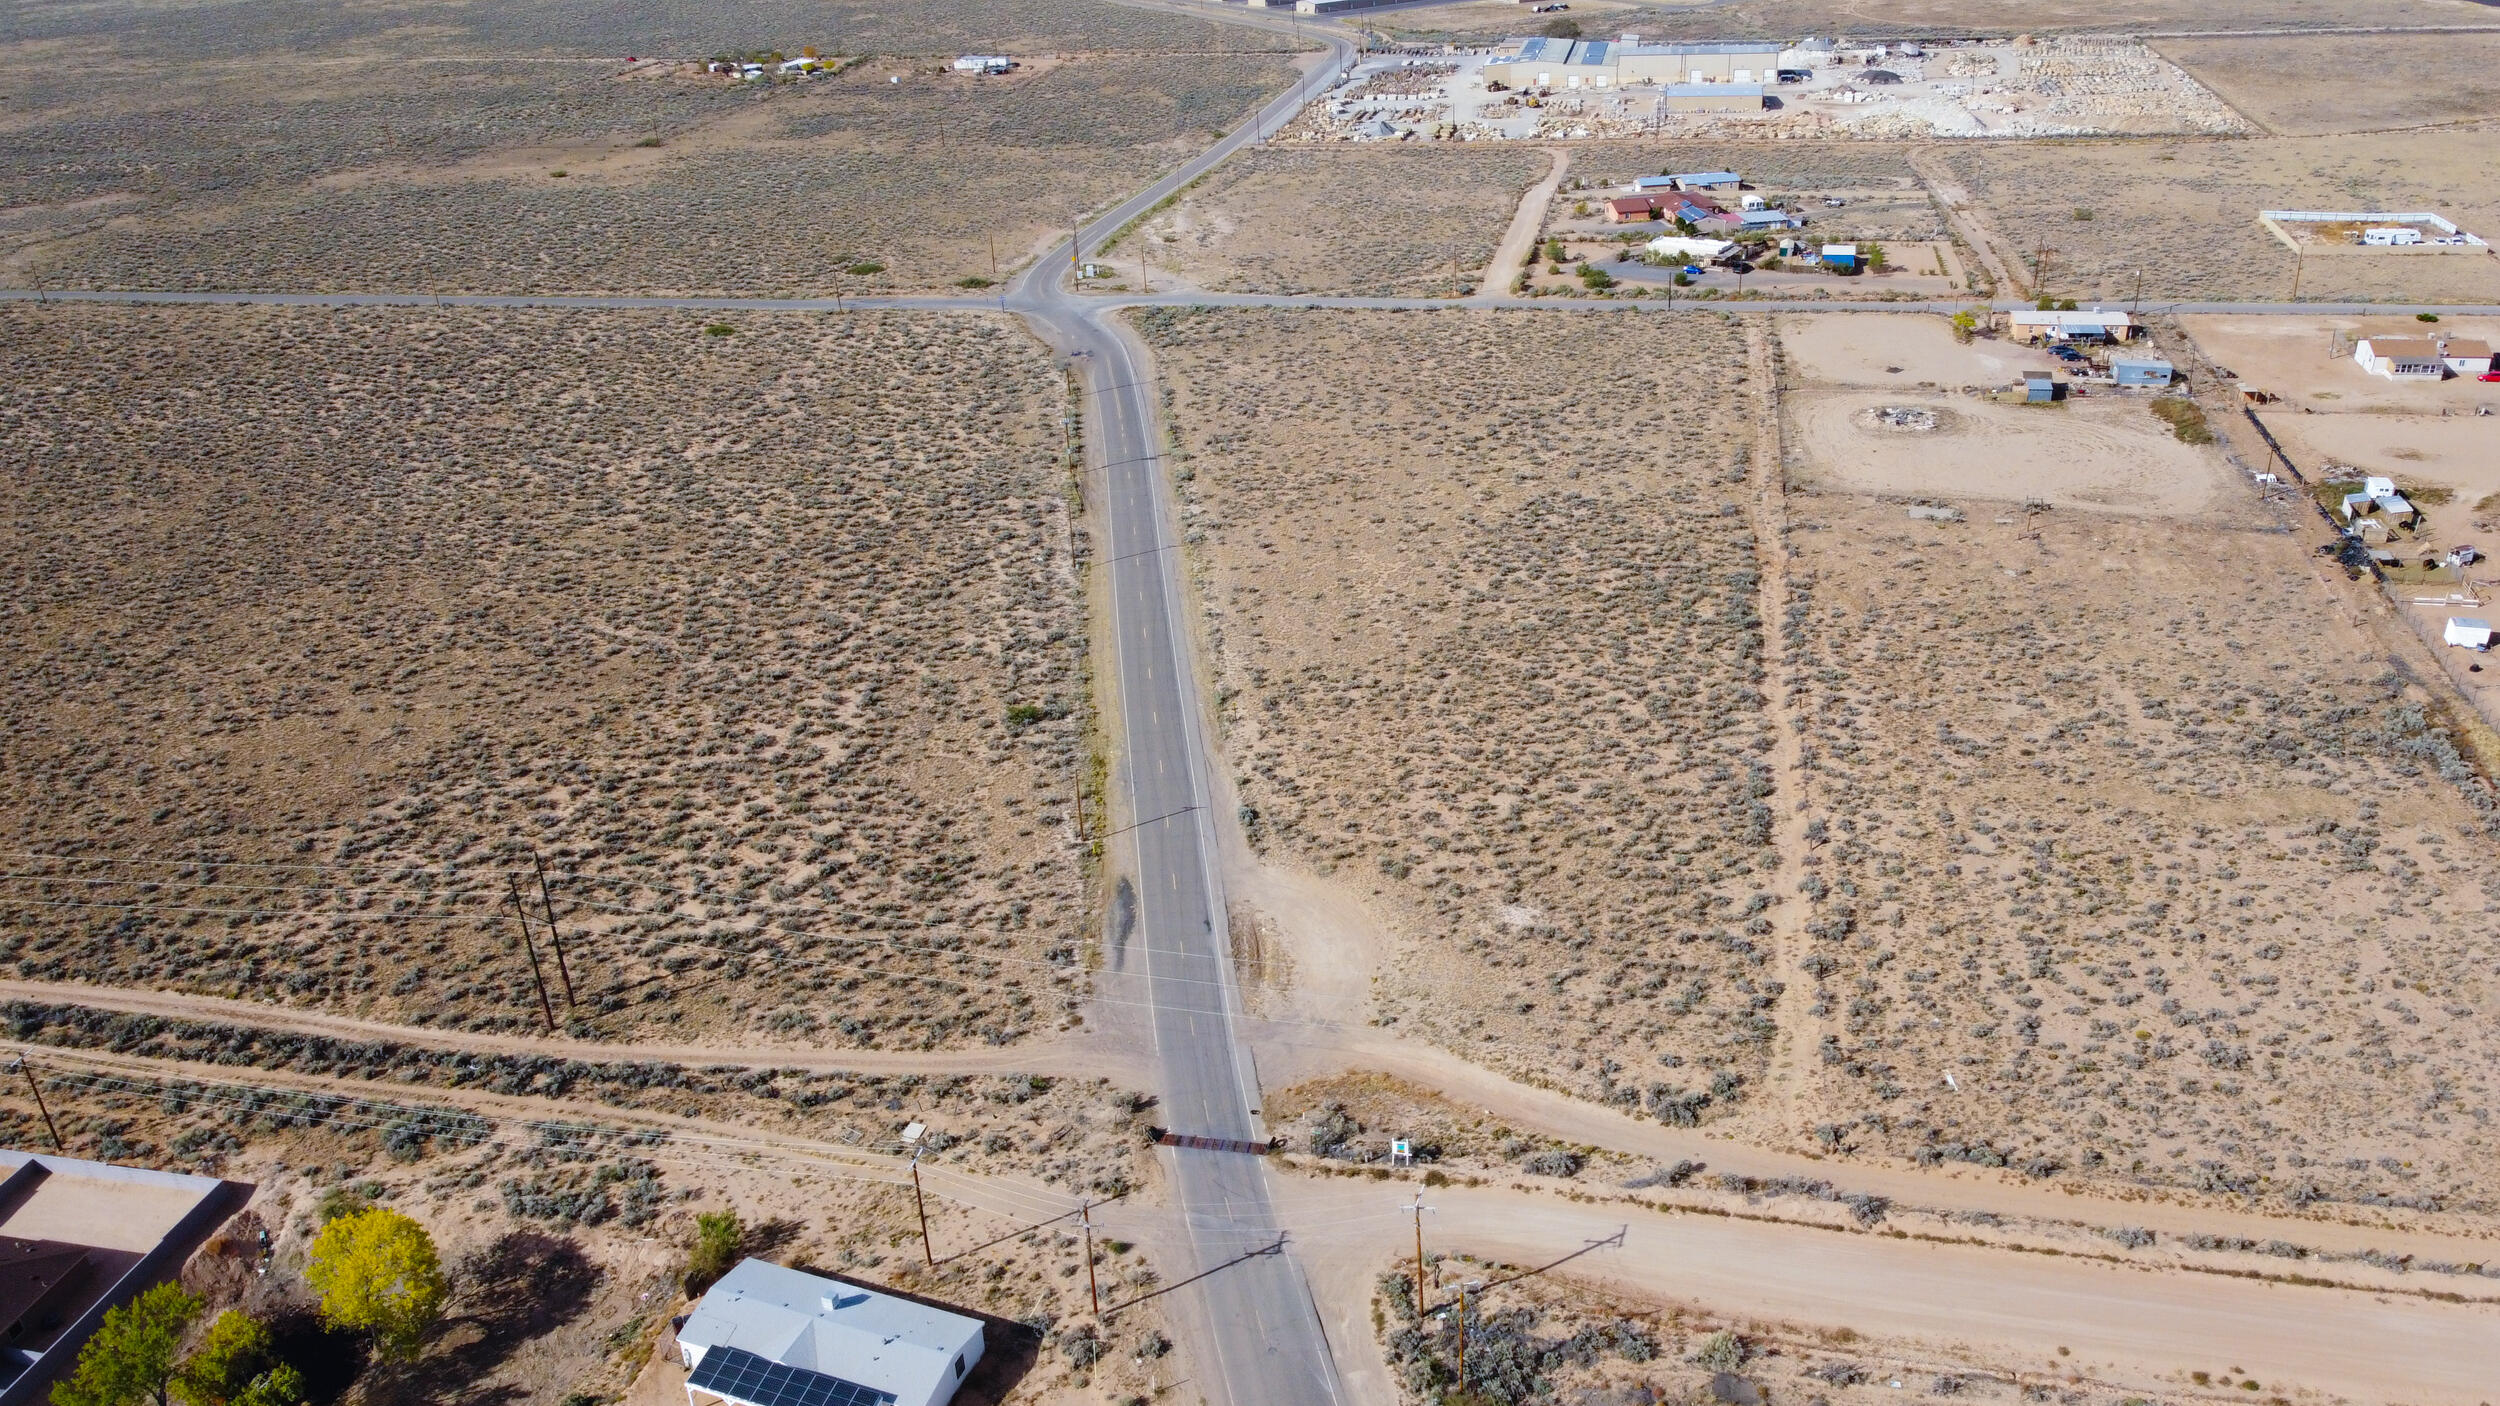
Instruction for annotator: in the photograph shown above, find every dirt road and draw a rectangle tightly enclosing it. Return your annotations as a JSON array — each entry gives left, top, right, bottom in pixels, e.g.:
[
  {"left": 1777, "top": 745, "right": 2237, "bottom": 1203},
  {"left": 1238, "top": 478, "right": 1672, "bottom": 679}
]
[
  {"left": 1279, "top": 1178, "right": 2500, "bottom": 1406},
  {"left": 0, "top": 978, "right": 1091, "bottom": 1076},
  {"left": 1474, "top": 147, "right": 1567, "bottom": 299}
]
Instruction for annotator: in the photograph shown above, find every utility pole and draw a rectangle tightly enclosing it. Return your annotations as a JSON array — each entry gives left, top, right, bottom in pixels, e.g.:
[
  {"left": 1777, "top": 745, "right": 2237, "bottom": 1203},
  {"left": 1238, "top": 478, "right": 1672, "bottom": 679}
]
[
  {"left": 507, "top": 876, "right": 557, "bottom": 1033},
  {"left": 1456, "top": 1278, "right": 1481, "bottom": 1394},
  {"left": 2289, "top": 242, "right": 2306, "bottom": 302},
  {"left": 911, "top": 1151, "right": 934, "bottom": 1265},
  {"left": 2131, "top": 267, "right": 2145, "bottom": 313},
  {"left": 989, "top": 231, "right": 1000, "bottom": 287},
  {"left": 1081, "top": 1198, "right": 1101, "bottom": 1314},
  {"left": 531, "top": 851, "right": 574, "bottom": 1007},
  {"left": 12, "top": 1058, "right": 62, "bottom": 1151},
  {"left": 1070, "top": 216, "right": 1083, "bottom": 280},
  {"left": 1403, "top": 1198, "right": 1434, "bottom": 1302}
]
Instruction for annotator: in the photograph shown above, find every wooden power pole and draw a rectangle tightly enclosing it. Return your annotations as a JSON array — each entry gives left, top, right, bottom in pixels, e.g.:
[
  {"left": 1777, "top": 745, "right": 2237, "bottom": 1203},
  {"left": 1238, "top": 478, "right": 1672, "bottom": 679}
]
[
  {"left": 13, "top": 1058, "right": 62, "bottom": 1151},
  {"left": 506, "top": 876, "right": 557, "bottom": 1033},
  {"left": 531, "top": 851, "right": 574, "bottom": 1007}
]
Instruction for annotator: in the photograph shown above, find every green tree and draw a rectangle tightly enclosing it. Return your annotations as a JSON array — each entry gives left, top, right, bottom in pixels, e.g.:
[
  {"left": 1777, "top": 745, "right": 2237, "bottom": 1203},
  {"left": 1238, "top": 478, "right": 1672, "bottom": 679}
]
[
  {"left": 229, "top": 1367, "right": 304, "bottom": 1406},
  {"left": 52, "top": 1282, "right": 203, "bottom": 1406},
  {"left": 172, "top": 1311, "right": 271, "bottom": 1406},
  {"left": 306, "top": 1208, "right": 448, "bottom": 1363},
  {"left": 1863, "top": 242, "right": 1888, "bottom": 271},
  {"left": 685, "top": 1209, "right": 744, "bottom": 1294}
]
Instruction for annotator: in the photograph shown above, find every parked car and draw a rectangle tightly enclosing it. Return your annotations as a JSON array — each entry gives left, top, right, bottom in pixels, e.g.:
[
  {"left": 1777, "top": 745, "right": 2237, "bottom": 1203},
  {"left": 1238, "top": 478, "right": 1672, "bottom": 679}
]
[{"left": 2482, "top": 370, "right": 2500, "bottom": 382}]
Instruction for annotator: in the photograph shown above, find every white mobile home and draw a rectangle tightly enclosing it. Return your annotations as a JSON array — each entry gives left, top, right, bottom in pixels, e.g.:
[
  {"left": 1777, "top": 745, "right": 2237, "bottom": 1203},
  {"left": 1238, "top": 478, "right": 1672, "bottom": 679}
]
[{"left": 681, "top": 1260, "right": 984, "bottom": 1406}]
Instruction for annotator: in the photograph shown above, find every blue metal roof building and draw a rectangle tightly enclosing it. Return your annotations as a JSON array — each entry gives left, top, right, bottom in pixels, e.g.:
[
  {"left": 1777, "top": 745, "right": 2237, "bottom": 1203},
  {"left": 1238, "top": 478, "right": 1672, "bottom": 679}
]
[{"left": 2111, "top": 358, "right": 2174, "bottom": 387}]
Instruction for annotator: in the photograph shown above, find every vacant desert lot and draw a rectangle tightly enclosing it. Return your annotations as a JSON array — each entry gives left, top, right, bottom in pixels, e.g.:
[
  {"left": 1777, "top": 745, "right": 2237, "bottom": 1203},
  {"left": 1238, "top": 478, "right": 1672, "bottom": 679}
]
[
  {"left": 1769, "top": 316, "right": 2500, "bottom": 1210},
  {"left": 1941, "top": 132, "right": 2500, "bottom": 304},
  {"left": 1112, "top": 146, "right": 1550, "bottom": 297},
  {"left": 1139, "top": 306, "right": 1783, "bottom": 1121},
  {"left": 9, "top": 53, "right": 1298, "bottom": 294},
  {"left": 2154, "top": 33, "right": 2500, "bottom": 135},
  {"left": 1777, "top": 494, "right": 2500, "bottom": 1212},
  {"left": 0, "top": 305, "right": 1088, "bottom": 1046}
]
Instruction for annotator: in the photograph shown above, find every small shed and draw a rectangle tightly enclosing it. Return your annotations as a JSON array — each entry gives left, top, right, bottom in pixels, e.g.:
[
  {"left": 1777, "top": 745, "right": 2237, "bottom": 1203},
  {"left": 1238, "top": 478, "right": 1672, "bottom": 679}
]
[
  {"left": 2111, "top": 358, "right": 2173, "bottom": 387},
  {"left": 2445, "top": 618, "right": 2494, "bottom": 650},
  {"left": 1820, "top": 242, "right": 1858, "bottom": 270},
  {"left": 2024, "top": 374, "right": 2057, "bottom": 404}
]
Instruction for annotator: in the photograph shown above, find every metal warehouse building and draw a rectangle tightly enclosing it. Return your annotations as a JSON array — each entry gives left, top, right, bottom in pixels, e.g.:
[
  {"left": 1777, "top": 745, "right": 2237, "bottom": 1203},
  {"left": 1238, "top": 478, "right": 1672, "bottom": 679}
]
[{"left": 1485, "top": 37, "right": 1784, "bottom": 89}]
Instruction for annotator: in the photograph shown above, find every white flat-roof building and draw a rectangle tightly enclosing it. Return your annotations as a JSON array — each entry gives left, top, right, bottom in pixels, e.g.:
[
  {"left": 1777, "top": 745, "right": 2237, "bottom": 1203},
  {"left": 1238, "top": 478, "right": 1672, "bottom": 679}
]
[
  {"left": 2446, "top": 618, "right": 2493, "bottom": 650},
  {"left": 2355, "top": 337, "right": 2447, "bottom": 379},
  {"left": 951, "top": 55, "right": 1012, "bottom": 74},
  {"left": 1484, "top": 37, "right": 1782, "bottom": 89},
  {"left": 681, "top": 1260, "right": 984, "bottom": 1406},
  {"left": 2006, "top": 309, "right": 2137, "bottom": 343}
]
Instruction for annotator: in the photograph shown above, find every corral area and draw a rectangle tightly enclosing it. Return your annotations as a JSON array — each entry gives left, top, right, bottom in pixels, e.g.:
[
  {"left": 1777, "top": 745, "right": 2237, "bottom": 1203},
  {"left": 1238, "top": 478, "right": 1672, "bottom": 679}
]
[
  {"left": 0, "top": 305, "right": 1092, "bottom": 1047},
  {"left": 1104, "top": 146, "right": 1552, "bottom": 297},
  {"left": 2153, "top": 32, "right": 2500, "bottom": 136},
  {"left": 5, "top": 50, "right": 1301, "bottom": 294},
  {"left": 1775, "top": 313, "right": 2226, "bottom": 516},
  {"left": 1938, "top": 131, "right": 2500, "bottom": 303},
  {"left": 1771, "top": 312, "right": 2500, "bottom": 1212},
  {"left": 1136, "top": 306, "right": 1785, "bottom": 1122}
]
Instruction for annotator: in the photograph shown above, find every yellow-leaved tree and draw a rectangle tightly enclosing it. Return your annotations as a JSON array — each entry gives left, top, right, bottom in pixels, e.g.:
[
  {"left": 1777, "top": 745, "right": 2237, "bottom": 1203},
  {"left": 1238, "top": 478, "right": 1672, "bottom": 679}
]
[{"left": 304, "top": 1208, "right": 448, "bottom": 1363}]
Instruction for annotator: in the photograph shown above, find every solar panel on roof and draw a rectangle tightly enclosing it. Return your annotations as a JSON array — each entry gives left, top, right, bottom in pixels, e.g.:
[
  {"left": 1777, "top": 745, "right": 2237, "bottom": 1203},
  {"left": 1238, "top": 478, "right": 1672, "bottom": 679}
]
[{"left": 687, "top": 1346, "right": 897, "bottom": 1406}]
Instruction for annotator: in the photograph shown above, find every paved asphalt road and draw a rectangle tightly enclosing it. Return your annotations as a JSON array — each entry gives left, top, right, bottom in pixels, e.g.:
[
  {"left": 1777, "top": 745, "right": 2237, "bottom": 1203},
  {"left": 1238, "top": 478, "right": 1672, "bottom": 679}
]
[{"left": 1000, "top": 19, "right": 1359, "bottom": 1406}]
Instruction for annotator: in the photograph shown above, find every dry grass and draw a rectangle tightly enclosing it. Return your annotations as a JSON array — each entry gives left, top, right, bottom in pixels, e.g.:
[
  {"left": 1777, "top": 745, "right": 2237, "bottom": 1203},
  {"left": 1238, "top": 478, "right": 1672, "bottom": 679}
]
[
  {"left": 2154, "top": 34, "right": 2500, "bottom": 135},
  {"left": 1137, "top": 306, "right": 1781, "bottom": 1124},
  {"left": 0, "top": 305, "right": 1090, "bottom": 1048},
  {"left": 1112, "top": 146, "right": 1551, "bottom": 297},
  {"left": 1775, "top": 491, "right": 2500, "bottom": 1212},
  {"left": 1940, "top": 132, "right": 2500, "bottom": 304},
  {"left": 10, "top": 56, "right": 1300, "bottom": 294}
]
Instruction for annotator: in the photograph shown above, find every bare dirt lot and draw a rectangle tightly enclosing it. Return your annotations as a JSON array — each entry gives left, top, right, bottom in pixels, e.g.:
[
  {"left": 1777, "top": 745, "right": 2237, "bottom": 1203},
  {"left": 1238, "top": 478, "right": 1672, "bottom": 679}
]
[
  {"left": 2180, "top": 312, "right": 2500, "bottom": 411},
  {"left": 1938, "top": 132, "right": 2500, "bottom": 303},
  {"left": 2154, "top": 33, "right": 2500, "bottom": 135},
  {"left": 1785, "top": 390, "right": 2226, "bottom": 516},
  {"left": 0, "top": 305, "right": 1091, "bottom": 1048},
  {"left": 7, "top": 54, "right": 1299, "bottom": 294},
  {"left": 1137, "top": 306, "right": 1786, "bottom": 1125},
  {"left": 1776, "top": 312, "right": 2229, "bottom": 518},
  {"left": 1106, "top": 146, "right": 1552, "bottom": 297},
  {"left": 1769, "top": 318, "right": 2500, "bottom": 1212}
]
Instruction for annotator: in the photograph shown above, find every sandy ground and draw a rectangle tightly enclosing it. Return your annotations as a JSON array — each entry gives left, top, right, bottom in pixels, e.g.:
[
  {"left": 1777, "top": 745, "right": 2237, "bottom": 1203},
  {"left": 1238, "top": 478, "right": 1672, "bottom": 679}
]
[
  {"left": 2181, "top": 313, "right": 2500, "bottom": 411},
  {"left": 2154, "top": 33, "right": 2500, "bottom": 135},
  {"left": 1777, "top": 312, "right": 2034, "bottom": 387},
  {"left": 1784, "top": 388, "right": 2228, "bottom": 516},
  {"left": 2261, "top": 413, "right": 2500, "bottom": 502}
]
